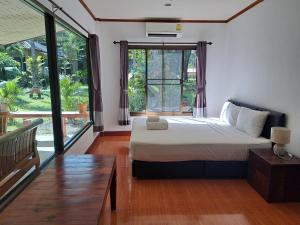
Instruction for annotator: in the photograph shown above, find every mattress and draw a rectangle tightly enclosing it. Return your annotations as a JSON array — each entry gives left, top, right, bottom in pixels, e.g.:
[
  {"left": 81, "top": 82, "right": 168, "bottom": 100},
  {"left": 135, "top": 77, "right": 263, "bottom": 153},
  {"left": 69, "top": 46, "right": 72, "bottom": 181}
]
[{"left": 130, "top": 117, "right": 272, "bottom": 162}]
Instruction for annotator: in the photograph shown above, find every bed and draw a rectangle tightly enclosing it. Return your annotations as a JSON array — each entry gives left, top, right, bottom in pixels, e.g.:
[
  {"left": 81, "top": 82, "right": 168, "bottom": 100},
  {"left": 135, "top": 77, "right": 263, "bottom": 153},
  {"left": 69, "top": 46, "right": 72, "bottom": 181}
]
[{"left": 130, "top": 100, "right": 286, "bottom": 179}]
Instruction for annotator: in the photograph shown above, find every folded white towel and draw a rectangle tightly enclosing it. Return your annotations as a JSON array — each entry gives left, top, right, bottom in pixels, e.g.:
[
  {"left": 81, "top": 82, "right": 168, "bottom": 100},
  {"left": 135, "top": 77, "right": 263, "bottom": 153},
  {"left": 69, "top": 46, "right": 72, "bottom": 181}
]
[
  {"left": 147, "top": 115, "right": 160, "bottom": 122},
  {"left": 146, "top": 119, "right": 168, "bottom": 130}
]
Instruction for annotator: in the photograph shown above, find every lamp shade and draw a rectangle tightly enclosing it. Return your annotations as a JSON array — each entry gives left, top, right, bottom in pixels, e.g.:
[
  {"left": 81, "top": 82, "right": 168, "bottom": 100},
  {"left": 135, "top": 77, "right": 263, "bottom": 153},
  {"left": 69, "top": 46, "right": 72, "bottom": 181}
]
[{"left": 271, "top": 127, "right": 291, "bottom": 145}]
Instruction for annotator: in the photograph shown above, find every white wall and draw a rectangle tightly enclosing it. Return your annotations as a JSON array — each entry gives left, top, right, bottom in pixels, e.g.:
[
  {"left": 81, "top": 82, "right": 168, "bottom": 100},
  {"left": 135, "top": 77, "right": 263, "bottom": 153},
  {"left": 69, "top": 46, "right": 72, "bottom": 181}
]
[
  {"left": 226, "top": 0, "right": 300, "bottom": 156},
  {"left": 97, "top": 22, "right": 228, "bottom": 131}
]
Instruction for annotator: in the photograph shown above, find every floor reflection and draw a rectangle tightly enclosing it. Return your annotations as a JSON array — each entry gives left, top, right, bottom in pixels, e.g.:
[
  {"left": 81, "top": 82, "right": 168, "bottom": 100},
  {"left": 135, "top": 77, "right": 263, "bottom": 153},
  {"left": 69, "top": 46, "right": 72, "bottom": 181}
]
[{"left": 90, "top": 136, "right": 300, "bottom": 225}]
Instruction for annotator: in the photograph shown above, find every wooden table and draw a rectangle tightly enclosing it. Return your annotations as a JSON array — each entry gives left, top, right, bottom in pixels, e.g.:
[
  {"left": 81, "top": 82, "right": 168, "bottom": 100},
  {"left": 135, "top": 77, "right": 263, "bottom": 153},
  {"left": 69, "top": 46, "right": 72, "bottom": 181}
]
[
  {"left": 0, "top": 155, "right": 117, "bottom": 225},
  {"left": 248, "top": 149, "right": 300, "bottom": 202}
]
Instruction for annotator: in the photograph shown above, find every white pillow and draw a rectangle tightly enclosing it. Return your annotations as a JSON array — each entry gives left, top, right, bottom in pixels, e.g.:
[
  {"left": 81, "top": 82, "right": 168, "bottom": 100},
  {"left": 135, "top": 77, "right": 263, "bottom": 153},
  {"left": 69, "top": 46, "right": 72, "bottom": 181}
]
[
  {"left": 220, "top": 101, "right": 241, "bottom": 126},
  {"left": 220, "top": 102, "right": 230, "bottom": 121},
  {"left": 236, "top": 107, "right": 269, "bottom": 137}
]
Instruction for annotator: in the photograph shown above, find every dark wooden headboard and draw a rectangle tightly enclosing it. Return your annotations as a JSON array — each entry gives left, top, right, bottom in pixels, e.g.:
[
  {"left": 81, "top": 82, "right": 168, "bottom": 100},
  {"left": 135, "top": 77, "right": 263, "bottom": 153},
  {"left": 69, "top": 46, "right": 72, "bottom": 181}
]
[{"left": 229, "top": 100, "right": 286, "bottom": 139}]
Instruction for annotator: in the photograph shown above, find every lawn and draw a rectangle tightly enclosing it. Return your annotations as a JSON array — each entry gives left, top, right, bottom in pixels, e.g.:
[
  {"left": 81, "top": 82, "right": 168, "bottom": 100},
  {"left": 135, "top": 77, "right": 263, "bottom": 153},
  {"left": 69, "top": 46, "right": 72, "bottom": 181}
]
[
  {"left": 15, "top": 85, "right": 89, "bottom": 112},
  {"left": 7, "top": 85, "right": 89, "bottom": 132}
]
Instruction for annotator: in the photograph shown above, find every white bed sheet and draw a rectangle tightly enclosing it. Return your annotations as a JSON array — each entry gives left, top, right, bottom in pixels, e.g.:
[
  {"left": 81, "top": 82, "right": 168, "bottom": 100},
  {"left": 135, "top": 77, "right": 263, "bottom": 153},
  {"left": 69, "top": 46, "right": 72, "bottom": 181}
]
[{"left": 130, "top": 117, "right": 271, "bottom": 162}]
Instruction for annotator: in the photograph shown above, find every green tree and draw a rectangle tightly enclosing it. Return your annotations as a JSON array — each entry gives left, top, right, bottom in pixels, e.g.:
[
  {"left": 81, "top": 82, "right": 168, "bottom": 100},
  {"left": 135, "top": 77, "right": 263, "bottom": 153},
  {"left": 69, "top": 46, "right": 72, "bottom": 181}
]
[
  {"left": 56, "top": 31, "right": 86, "bottom": 76},
  {"left": 128, "top": 49, "right": 146, "bottom": 112},
  {"left": 60, "top": 76, "right": 81, "bottom": 111},
  {"left": 0, "top": 52, "right": 20, "bottom": 80},
  {"left": 5, "top": 43, "right": 24, "bottom": 69},
  {"left": 26, "top": 55, "right": 45, "bottom": 89},
  {"left": 128, "top": 74, "right": 146, "bottom": 112}
]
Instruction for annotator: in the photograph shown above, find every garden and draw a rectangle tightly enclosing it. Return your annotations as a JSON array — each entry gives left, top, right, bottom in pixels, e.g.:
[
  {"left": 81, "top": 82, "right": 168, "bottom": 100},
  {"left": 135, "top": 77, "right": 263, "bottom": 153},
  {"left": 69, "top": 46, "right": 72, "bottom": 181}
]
[
  {"left": 0, "top": 28, "right": 90, "bottom": 141},
  {"left": 128, "top": 49, "right": 197, "bottom": 113}
]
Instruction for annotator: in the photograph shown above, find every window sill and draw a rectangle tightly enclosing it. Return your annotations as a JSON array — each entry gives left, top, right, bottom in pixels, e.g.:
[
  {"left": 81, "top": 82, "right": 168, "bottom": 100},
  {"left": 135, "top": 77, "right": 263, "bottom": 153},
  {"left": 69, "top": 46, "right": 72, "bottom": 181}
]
[{"left": 63, "top": 121, "right": 93, "bottom": 153}]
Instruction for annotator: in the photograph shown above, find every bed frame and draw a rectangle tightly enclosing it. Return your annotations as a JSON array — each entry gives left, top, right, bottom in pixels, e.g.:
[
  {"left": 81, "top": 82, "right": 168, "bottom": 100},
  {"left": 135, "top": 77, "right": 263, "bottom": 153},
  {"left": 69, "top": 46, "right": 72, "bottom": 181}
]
[{"left": 132, "top": 100, "right": 286, "bottom": 179}]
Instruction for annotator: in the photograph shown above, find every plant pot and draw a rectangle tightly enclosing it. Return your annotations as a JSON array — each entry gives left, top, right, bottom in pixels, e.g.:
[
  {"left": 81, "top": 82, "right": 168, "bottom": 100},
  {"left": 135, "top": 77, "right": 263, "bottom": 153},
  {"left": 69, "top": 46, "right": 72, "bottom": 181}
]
[
  {"left": 30, "top": 87, "right": 41, "bottom": 98},
  {"left": 0, "top": 103, "right": 8, "bottom": 112},
  {"left": 77, "top": 103, "right": 88, "bottom": 114},
  {"left": 0, "top": 103, "right": 8, "bottom": 134},
  {"left": 181, "top": 106, "right": 190, "bottom": 112}
]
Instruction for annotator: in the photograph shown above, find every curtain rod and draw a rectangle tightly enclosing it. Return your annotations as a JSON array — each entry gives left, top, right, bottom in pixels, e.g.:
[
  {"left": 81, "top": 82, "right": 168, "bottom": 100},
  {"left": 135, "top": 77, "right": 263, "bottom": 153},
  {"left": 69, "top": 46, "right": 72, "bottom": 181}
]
[
  {"left": 113, "top": 41, "right": 213, "bottom": 45},
  {"left": 47, "top": 0, "right": 90, "bottom": 35}
]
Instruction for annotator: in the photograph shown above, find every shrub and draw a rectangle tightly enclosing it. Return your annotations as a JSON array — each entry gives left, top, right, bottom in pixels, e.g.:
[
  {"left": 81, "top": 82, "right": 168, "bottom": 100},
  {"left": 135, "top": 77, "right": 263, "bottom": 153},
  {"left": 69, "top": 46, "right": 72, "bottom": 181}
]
[
  {"left": 60, "top": 76, "right": 81, "bottom": 111},
  {"left": 0, "top": 78, "right": 22, "bottom": 111}
]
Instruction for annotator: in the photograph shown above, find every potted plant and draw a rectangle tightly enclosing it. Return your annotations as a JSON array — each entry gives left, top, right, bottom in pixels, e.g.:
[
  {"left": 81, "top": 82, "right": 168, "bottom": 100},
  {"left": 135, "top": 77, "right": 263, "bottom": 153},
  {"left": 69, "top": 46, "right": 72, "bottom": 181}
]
[
  {"left": 77, "top": 96, "right": 88, "bottom": 114},
  {"left": 0, "top": 79, "right": 21, "bottom": 133},
  {"left": 0, "top": 99, "right": 8, "bottom": 112},
  {"left": 26, "top": 55, "right": 45, "bottom": 99},
  {"left": 181, "top": 100, "right": 190, "bottom": 112}
]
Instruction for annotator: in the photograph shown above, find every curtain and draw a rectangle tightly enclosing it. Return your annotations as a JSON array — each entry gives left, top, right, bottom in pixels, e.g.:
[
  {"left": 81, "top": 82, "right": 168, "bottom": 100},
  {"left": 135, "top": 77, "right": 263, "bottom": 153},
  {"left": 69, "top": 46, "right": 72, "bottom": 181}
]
[
  {"left": 193, "top": 41, "right": 207, "bottom": 117},
  {"left": 118, "top": 41, "right": 130, "bottom": 125},
  {"left": 88, "top": 34, "right": 104, "bottom": 131}
]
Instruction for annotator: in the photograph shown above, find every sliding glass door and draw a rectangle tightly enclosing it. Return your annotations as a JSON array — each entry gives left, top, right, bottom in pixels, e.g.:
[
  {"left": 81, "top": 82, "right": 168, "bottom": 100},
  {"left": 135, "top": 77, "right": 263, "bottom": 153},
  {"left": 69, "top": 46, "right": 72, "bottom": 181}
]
[
  {"left": 147, "top": 49, "right": 182, "bottom": 112},
  {"left": 0, "top": 0, "right": 93, "bottom": 201},
  {"left": 55, "top": 22, "right": 91, "bottom": 144},
  {"left": 0, "top": 0, "right": 55, "bottom": 164},
  {"left": 0, "top": 0, "right": 93, "bottom": 158}
]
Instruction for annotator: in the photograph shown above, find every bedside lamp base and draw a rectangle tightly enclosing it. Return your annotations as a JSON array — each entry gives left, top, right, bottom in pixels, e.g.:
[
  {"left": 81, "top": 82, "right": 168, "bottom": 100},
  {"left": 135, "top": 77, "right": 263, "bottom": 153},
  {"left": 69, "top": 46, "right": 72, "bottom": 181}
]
[{"left": 273, "top": 144, "right": 285, "bottom": 156}]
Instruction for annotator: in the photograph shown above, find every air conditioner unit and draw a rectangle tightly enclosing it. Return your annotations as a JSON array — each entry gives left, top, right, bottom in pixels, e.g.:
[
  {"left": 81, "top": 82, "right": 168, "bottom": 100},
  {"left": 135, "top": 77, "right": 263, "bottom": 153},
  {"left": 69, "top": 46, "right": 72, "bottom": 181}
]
[{"left": 146, "top": 23, "right": 183, "bottom": 38}]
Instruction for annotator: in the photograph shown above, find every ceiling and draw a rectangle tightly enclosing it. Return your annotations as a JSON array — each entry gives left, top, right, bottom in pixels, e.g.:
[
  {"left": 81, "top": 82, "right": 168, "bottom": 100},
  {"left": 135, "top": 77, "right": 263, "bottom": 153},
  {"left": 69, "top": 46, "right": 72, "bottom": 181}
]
[
  {"left": 0, "top": 0, "right": 46, "bottom": 45},
  {"left": 0, "top": 0, "right": 67, "bottom": 46},
  {"left": 80, "top": 0, "right": 261, "bottom": 22}
]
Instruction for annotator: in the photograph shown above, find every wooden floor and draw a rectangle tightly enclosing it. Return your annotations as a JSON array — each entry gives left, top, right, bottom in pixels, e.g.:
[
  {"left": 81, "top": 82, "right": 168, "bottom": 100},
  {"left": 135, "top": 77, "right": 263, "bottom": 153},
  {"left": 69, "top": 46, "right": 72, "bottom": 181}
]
[{"left": 89, "top": 136, "right": 300, "bottom": 225}]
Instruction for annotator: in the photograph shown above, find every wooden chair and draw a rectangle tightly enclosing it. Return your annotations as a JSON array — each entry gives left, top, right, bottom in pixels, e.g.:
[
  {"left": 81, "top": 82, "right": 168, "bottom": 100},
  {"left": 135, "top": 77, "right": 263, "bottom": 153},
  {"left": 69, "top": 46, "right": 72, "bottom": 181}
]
[{"left": 0, "top": 119, "right": 43, "bottom": 197}]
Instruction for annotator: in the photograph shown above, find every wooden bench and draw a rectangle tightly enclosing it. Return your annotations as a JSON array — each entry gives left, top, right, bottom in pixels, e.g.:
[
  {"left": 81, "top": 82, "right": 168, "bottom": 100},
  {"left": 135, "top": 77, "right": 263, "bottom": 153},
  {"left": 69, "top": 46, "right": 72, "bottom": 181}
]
[
  {"left": 0, "top": 155, "right": 117, "bottom": 225},
  {"left": 0, "top": 119, "right": 43, "bottom": 197}
]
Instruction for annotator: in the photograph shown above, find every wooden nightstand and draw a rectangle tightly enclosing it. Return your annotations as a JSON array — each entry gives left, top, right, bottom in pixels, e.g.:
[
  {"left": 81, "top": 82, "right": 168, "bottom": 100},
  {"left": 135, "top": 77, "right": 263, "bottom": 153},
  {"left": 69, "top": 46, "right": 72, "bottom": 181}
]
[{"left": 248, "top": 149, "right": 300, "bottom": 202}]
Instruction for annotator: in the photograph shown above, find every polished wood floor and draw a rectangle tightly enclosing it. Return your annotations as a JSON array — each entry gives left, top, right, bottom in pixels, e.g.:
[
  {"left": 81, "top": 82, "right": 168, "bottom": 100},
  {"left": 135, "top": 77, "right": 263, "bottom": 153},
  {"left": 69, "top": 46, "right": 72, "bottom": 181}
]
[{"left": 89, "top": 136, "right": 300, "bottom": 225}]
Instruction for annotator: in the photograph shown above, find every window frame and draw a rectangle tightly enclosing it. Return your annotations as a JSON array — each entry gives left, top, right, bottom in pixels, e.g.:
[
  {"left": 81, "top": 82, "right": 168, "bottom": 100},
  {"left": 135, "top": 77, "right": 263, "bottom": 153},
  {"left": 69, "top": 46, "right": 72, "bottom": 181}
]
[
  {"left": 8, "top": 0, "right": 94, "bottom": 155},
  {"left": 53, "top": 19, "right": 94, "bottom": 151},
  {"left": 128, "top": 45, "right": 196, "bottom": 116}
]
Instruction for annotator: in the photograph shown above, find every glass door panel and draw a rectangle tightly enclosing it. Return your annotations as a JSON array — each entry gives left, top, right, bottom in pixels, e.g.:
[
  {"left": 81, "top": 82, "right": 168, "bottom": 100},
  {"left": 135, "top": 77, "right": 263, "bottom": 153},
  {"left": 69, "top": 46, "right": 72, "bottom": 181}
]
[
  {"left": 128, "top": 49, "right": 146, "bottom": 112},
  {"left": 55, "top": 22, "right": 91, "bottom": 144},
  {"left": 147, "top": 84, "right": 162, "bottom": 112},
  {"left": 182, "top": 50, "right": 197, "bottom": 112},
  {"left": 0, "top": 0, "right": 55, "bottom": 164},
  {"left": 164, "top": 50, "right": 182, "bottom": 79},
  {"left": 148, "top": 50, "right": 162, "bottom": 79},
  {"left": 163, "top": 85, "right": 181, "bottom": 112}
]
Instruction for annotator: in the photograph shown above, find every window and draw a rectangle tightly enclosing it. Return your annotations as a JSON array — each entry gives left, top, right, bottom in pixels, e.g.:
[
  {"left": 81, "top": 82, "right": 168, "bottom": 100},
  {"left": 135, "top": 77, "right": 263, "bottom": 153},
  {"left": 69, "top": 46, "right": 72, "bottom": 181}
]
[
  {"left": 0, "top": 0, "right": 93, "bottom": 201},
  {"left": 0, "top": 0, "right": 93, "bottom": 159},
  {"left": 128, "top": 47, "right": 197, "bottom": 114},
  {"left": 55, "top": 22, "right": 91, "bottom": 144},
  {"left": 128, "top": 49, "right": 146, "bottom": 112},
  {"left": 0, "top": 0, "right": 55, "bottom": 164}
]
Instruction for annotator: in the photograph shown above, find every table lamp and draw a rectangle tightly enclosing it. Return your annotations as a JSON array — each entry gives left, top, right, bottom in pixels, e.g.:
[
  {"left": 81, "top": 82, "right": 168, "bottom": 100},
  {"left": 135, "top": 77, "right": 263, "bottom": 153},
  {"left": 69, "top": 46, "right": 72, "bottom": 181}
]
[{"left": 271, "top": 127, "right": 291, "bottom": 156}]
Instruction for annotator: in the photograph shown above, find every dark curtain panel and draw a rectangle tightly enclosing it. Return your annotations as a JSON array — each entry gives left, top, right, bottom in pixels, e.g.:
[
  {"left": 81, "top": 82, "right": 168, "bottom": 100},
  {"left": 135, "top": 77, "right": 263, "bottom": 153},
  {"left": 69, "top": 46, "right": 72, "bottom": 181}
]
[
  {"left": 118, "top": 40, "right": 130, "bottom": 125},
  {"left": 193, "top": 41, "right": 207, "bottom": 117},
  {"left": 88, "top": 34, "right": 104, "bottom": 131}
]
